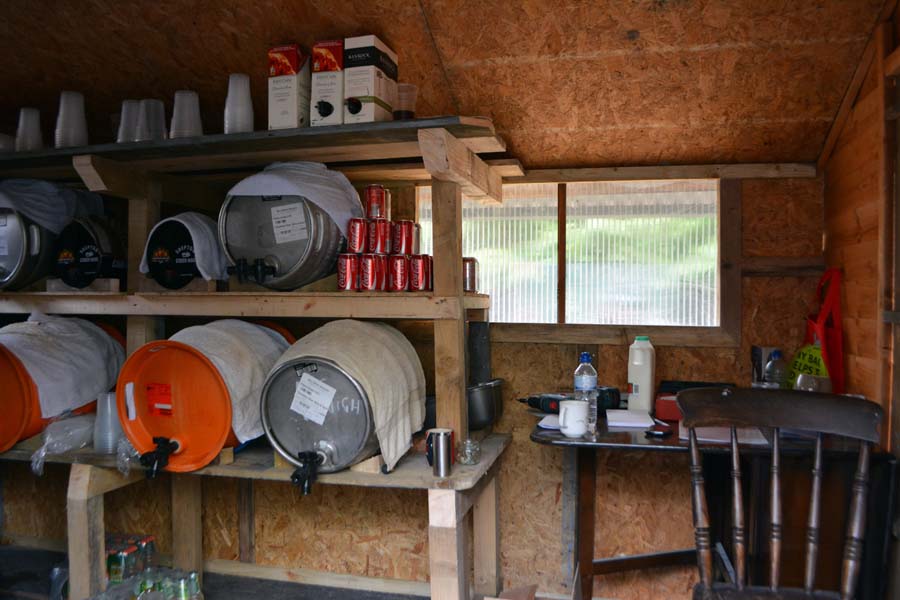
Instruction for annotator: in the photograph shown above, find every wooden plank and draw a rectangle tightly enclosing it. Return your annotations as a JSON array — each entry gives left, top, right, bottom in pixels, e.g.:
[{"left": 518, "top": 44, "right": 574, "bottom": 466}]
[
  {"left": 0, "top": 292, "right": 488, "bottom": 319},
  {"left": 489, "top": 323, "right": 739, "bottom": 347},
  {"left": 431, "top": 178, "right": 468, "bottom": 439},
  {"left": 420, "top": 128, "right": 502, "bottom": 203},
  {"left": 45, "top": 277, "right": 121, "bottom": 293},
  {"left": 67, "top": 464, "right": 143, "bottom": 600},
  {"left": 575, "top": 448, "right": 596, "bottom": 600},
  {"left": 0, "top": 117, "right": 504, "bottom": 180},
  {"left": 886, "top": 45, "right": 900, "bottom": 79},
  {"left": 818, "top": 36, "right": 877, "bottom": 170},
  {"left": 171, "top": 474, "right": 203, "bottom": 579},
  {"left": 740, "top": 256, "right": 826, "bottom": 277},
  {"left": 238, "top": 480, "right": 254, "bottom": 563},
  {"left": 202, "top": 558, "right": 430, "bottom": 597},
  {"left": 720, "top": 180, "right": 742, "bottom": 345},
  {"left": 507, "top": 163, "right": 817, "bottom": 184},
  {"left": 557, "top": 183, "right": 567, "bottom": 324},
  {"left": 473, "top": 473, "right": 501, "bottom": 597},
  {"left": 428, "top": 489, "right": 469, "bottom": 600},
  {"left": 338, "top": 158, "right": 523, "bottom": 183}
]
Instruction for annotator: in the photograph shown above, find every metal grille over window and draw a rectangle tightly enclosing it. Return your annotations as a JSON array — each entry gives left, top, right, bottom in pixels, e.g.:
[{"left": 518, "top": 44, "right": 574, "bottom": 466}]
[
  {"left": 566, "top": 180, "right": 719, "bottom": 326},
  {"left": 418, "top": 184, "right": 558, "bottom": 323}
]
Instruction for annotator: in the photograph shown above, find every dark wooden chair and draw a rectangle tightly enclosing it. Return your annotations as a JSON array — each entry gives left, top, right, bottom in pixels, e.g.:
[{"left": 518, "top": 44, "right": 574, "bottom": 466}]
[{"left": 676, "top": 387, "right": 883, "bottom": 600}]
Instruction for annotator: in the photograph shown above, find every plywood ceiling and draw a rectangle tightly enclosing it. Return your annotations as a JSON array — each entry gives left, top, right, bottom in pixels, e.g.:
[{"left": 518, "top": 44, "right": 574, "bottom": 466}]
[{"left": 0, "top": 0, "right": 884, "bottom": 168}]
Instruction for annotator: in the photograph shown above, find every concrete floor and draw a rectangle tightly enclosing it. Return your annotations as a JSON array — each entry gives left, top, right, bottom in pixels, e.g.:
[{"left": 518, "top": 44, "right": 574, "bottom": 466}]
[{"left": 0, "top": 546, "right": 422, "bottom": 600}]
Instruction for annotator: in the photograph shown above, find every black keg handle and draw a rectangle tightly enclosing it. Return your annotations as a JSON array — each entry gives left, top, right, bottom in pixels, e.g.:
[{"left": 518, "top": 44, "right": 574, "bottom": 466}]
[
  {"left": 290, "top": 451, "right": 324, "bottom": 496},
  {"left": 226, "top": 258, "right": 249, "bottom": 283},
  {"left": 252, "top": 258, "right": 276, "bottom": 284},
  {"left": 138, "top": 437, "right": 179, "bottom": 480}
]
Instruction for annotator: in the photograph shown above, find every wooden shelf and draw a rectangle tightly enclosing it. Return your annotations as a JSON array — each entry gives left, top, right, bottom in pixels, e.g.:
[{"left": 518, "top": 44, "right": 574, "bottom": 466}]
[
  {"left": 0, "top": 291, "right": 489, "bottom": 319},
  {"left": 0, "top": 433, "right": 510, "bottom": 492},
  {"left": 0, "top": 116, "right": 505, "bottom": 181}
]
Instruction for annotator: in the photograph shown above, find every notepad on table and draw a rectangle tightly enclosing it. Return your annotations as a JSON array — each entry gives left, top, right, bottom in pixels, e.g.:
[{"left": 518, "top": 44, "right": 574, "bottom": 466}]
[
  {"left": 537, "top": 415, "right": 560, "bottom": 430},
  {"left": 605, "top": 409, "right": 654, "bottom": 428},
  {"left": 678, "top": 425, "right": 768, "bottom": 446}
]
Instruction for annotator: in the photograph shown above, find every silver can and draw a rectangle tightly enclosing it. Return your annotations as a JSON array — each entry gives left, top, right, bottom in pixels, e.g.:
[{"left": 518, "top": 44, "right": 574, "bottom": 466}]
[{"left": 462, "top": 257, "right": 478, "bottom": 293}]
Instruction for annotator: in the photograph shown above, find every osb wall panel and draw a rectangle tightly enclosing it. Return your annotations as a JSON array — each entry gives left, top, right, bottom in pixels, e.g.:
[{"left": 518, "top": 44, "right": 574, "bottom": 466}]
[
  {"left": 0, "top": 1, "right": 882, "bottom": 167},
  {"left": 104, "top": 475, "right": 173, "bottom": 553},
  {"left": 0, "top": 462, "right": 68, "bottom": 543},
  {"left": 823, "top": 50, "right": 883, "bottom": 403},
  {"left": 742, "top": 178, "right": 824, "bottom": 257},
  {"left": 203, "top": 477, "right": 241, "bottom": 561},
  {"left": 253, "top": 483, "right": 429, "bottom": 581}
]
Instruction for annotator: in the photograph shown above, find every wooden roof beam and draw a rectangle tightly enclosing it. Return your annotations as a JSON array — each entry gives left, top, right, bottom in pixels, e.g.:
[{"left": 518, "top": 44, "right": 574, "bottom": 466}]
[{"left": 418, "top": 128, "right": 503, "bottom": 204}]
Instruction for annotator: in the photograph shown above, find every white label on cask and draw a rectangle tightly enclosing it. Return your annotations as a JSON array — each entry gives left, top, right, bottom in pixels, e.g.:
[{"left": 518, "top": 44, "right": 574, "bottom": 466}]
[{"left": 289, "top": 373, "right": 336, "bottom": 425}]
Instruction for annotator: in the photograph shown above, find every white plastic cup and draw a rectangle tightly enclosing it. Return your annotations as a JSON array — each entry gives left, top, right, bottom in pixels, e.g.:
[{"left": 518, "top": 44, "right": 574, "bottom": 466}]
[
  {"left": 15, "top": 108, "right": 43, "bottom": 151},
  {"left": 93, "top": 392, "right": 123, "bottom": 454},
  {"left": 135, "top": 99, "right": 167, "bottom": 141},
  {"left": 0, "top": 134, "right": 13, "bottom": 152},
  {"left": 116, "top": 100, "right": 140, "bottom": 143},
  {"left": 54, "top": 91, "right": 89, "bottom": 148},
  {"left": 170, "top": 90, "right": 203, "bottom": 138},
  {"left": 224, "top": 73, "right": 253, "bottom": 134}
]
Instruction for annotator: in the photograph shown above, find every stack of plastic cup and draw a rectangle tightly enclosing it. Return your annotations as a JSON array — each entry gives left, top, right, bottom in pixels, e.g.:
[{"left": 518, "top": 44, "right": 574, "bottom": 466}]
[
  {"left": 54, "top": 91, "right": 89, "bottom": 148},
  {"left": 93, "top": 392, "right": 124, "bottom": 454},
  {"left": 224, "top": 74, "right": 253, "bottom": 134},
  {"left": 116, "top": 100, "right": 140, "bottom": 143},
  {"left": 15, "top": 107, "right": 43, "bottom": 151},
  {"left": 135, "top": 99, "right": 167, "bottom": 141},
  {"left": 170, "top": 90, "right": 203, "bottom": 139}
]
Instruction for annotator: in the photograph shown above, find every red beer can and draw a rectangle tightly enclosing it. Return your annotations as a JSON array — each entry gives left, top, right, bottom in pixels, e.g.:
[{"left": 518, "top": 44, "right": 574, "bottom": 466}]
[
  {"left": 387, "top": 255, "right": 409, "bottom": 292},
  {"left": 391, "top": 220, "right": 415, "bottom": 255},
  {"left": 337, "top": 254, "right": 359, "bottom": 291},
  {"left": 359, "top": 253, "right": 387, "bottom": 291},
  {"left": 426, "top": 255, "right": 434, "bottom": 291},
  {"left": 412, "top": 223, "right": 421, "bottom": 254},
  {"left": 347, "top": 218, "right": 367, "bottom": 254},
  {"left": 367, "top": 218, "right": 391, "bottom": 254},
  {"left": 364, "top": 185, "right": 390, "bottom": 220},
  {"left": 409, "top": 254, "right": 428, "bottom": 291}
]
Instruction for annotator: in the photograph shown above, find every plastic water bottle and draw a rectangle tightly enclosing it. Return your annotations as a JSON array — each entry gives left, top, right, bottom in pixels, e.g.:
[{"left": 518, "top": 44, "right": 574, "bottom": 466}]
[
  {"left": 574, "top": 352, "right": 599, "bottom": 435},
  {"left": 764, "top": 350, "right": 788, "bottom": 389}
]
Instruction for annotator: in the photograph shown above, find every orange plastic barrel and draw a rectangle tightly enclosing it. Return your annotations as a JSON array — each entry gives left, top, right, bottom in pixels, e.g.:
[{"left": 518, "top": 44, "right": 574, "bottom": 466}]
[
  {"left": 116, "top": 322, "right": 291, "bottom": 472},
  {"left": 117, "top": 340, "right": 237, "bottom": 472},
  {"left": 0, "top": 344, "right": 42, "bottom": 453},
  {"left": 0, "top": 320, "right": 122, "bottom": 453}
]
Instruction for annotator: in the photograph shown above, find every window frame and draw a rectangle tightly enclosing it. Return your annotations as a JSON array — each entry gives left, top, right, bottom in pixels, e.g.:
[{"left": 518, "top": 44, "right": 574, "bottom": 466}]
[{"left": 419, "top": 178, "right": 742, "bottom": 347}]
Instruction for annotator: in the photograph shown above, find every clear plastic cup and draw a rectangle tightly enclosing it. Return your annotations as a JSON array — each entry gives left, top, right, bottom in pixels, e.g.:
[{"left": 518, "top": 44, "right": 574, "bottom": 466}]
[
  {"left": 170, "top": 90, "right": 203, "bottom": 138},
  {"left": 54, "top": 91, "right": 89, "bottom": 148},
  {"left": 135, "top": 99, "right": 166, "bottom": 141},
  {"left": 93, "top": 392, "right": 123, "bottom": 454},
  {"left": 15, "top": 107, "right": 43, "bottom": 151},
  {"left": 393, "top": 83, "right": 418, "bottom": 120},
  {"left": 224, "top": 73, "right": 253, "bottom": 134},
  {"left": 116, "top": 100, "right": 140, "bottom": 143}
]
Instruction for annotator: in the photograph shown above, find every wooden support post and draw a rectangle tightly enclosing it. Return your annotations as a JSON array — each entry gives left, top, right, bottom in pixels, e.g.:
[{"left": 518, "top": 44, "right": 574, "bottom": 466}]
[
  {"left": 238, "top": 480, "right": 255, "bottom": 563},
  {"left": 419, "top": 128, "right": 503, "bottom": 204},
  {"left": 431, "top": 178, "right": 468, "bottom": 440},
  {"left": 67, "top": 464, "right": 142, "bottom": 600},
  {"left": 428, "top": 489, "right": 469, "bottom": 600},
  {"left": 172, "top": 474, "right": 204, "bottom": 579},
  {"left": 473, "top": 472, "right": 501, "bottom": 598}
]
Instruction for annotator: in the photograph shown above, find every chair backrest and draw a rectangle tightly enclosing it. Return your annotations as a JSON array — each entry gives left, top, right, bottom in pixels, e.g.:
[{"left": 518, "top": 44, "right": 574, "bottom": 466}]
[{"left": 676, "top": 387, "right": 882, "bottom": 599}]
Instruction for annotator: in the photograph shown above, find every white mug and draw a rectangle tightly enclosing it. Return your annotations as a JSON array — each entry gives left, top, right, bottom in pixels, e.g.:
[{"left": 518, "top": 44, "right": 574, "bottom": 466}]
[{"left": 559, "top": 400, "right": 588, "bottom": 438}]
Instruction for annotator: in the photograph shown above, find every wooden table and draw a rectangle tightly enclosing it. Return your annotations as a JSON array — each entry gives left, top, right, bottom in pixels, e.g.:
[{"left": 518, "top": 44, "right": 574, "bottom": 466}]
[
  {"left": 1, "top": 433, "right": 511, "bottom": 600},
  {"left": 531, "top": 422, "right": 895, "bottom": 600}
]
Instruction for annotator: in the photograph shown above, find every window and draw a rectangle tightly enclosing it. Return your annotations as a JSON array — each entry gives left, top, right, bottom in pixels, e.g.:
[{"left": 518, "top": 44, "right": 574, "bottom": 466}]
[
  {"left": 565, "top": 180, "right": 719, "bottom": 326},
  {"left": 418, "top": 179, "right": 728, "bottom": 338},
  {"left": 418, "top": 184, "right": 558, "bottom": 323}
]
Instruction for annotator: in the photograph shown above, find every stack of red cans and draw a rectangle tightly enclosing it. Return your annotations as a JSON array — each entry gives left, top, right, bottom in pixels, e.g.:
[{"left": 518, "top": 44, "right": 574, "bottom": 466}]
[{"left": 338, "top": 184, "right": 434, "bottom": 293}]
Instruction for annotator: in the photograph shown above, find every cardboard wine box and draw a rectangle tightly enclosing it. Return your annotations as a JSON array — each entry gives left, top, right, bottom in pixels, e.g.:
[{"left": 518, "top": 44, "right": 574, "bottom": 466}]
[
  {"left": 343, "top": 35, "right": 398, "bottom": 124},
  {"left": 268, "top": 44, "right": 311, "bottom": 130},
  {"left": 310, "top": 40, "right": 344, "bottom": 127}
]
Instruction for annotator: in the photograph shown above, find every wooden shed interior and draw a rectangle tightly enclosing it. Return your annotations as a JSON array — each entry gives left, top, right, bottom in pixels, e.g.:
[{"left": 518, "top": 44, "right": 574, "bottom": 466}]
[{"left": 0, "top": 1, "right": 899, "bottom": 600}]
